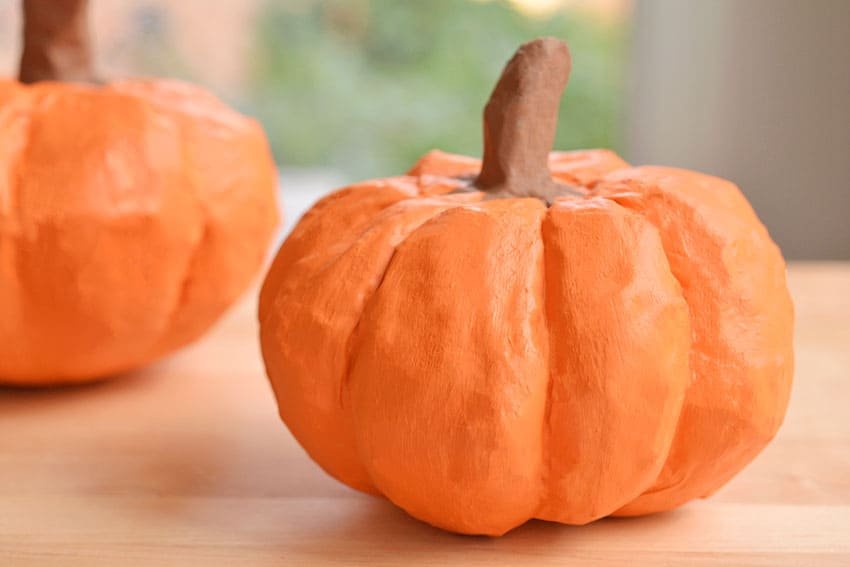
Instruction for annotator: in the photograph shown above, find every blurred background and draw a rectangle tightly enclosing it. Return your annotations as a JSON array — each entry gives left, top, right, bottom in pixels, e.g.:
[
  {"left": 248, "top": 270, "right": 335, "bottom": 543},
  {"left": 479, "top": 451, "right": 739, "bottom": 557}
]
[{"left": 0, "top": 0, "right": 847, "bottom": 258}]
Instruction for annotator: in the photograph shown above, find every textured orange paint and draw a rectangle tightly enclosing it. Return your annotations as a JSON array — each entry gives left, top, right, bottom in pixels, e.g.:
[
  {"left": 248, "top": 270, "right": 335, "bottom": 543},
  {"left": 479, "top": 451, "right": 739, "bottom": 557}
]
[
  {"left": 0, "top": 79, "right": 279, "bottom": 385},
  {"left": 260, "top": 149, "right": 793, "bottom": 535}
]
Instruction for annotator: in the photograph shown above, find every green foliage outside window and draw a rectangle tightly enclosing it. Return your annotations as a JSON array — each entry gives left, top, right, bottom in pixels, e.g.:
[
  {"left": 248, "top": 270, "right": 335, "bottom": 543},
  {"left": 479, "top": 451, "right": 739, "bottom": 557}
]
[{"left": 249, "top": 0, "right": 628, "bottom": 177}]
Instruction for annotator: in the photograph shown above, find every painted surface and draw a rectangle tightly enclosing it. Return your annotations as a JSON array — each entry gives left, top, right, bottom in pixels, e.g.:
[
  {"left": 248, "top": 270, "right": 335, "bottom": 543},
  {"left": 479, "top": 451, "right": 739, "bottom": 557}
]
[
  {"left": 260, "top": 149, "right": 794, "bottom": 535},
  {"left": 0, "top": 78, "right": 279, "bottom": 384}
]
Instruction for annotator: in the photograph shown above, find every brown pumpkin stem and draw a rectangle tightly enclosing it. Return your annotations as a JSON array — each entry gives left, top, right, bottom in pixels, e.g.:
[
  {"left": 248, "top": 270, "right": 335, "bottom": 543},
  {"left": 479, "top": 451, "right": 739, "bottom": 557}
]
[
  {"left": 475, "top": 37, "right": 572, "bottom": 202},
  {"left": 19, "top": 0, "right": 96, "bottom": 84}
]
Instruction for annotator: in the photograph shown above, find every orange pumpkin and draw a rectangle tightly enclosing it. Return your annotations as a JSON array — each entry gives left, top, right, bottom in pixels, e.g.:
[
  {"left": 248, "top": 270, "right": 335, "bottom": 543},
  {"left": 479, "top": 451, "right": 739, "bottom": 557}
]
[
  {"left": 0, "top": 0, "right": 279, "bottom": 385},
  {"left": 259, "top": 38, "right": 793, "bottom": 535}
]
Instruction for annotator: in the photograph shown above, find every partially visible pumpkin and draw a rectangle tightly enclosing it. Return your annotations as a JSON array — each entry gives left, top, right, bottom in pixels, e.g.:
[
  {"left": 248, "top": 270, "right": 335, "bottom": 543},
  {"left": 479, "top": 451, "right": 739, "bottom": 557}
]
[
  {"left": 259, "top": 38, "right": 793, "bottom": 535},
  {"left": 0, "top": 0, "right": 279, "bottom": 384}
]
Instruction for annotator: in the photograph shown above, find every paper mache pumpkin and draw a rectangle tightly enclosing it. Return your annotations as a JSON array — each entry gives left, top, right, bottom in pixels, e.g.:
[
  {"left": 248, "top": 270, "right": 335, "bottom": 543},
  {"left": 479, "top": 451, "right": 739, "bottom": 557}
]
[
  {"left": 259, "top": 38, "right": 793, "bottom": 535},
  {"left": 0, "top": 0, "right": 279, "bottom": 384}
]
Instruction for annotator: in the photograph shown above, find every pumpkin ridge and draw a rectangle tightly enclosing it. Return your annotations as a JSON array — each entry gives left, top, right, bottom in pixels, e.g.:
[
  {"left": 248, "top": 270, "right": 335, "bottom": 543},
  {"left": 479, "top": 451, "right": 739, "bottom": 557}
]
[
  {"left": 594, "top": 189, "right": 703, "bottom": 509},
  {"left": 343, "top": 202, "right": 548, "bottom": 534},
  {"left": 599, "top": 192, "right": 694, "bottom": 505},
  {"left": 341, "top": 200, "right": 472, "bottom": 417},
  {"left": 339, "top": 202, "right": 475, "bottom": 492},
  {"left": 594, "top": 171, "right": 793, "bottom": 516},
  {"left": 535, "top": 197, "right": 691, "bottom": 523},
  {"left": 267, "top": 198, "right": 463, "bottom": 494}
]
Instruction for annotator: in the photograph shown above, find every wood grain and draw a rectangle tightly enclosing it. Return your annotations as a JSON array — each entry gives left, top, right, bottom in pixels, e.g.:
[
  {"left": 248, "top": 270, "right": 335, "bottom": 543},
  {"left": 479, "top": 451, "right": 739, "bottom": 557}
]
[{"left": 1, "top": 262, "right": 848, "bottom": 566}]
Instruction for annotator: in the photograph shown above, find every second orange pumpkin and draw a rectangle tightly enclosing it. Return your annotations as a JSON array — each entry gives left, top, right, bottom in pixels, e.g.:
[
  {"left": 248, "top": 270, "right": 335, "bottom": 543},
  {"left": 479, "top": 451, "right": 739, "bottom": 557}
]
[{"left": 0, "top": 1, "right": 279, "bottom": 384}]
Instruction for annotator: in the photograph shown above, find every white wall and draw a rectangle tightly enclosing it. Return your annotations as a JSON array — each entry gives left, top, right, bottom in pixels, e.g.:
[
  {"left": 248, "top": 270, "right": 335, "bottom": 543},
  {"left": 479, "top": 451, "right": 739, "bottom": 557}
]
[{"left": 628, "top": 0, "right": 850, "bottom": 259}]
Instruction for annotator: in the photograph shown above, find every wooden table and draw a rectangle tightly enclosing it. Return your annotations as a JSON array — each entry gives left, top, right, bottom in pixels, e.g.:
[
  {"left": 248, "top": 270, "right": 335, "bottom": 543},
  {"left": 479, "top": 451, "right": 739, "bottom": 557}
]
[{"left": 2, "top": 263, "right": 849, "bottom": 566}]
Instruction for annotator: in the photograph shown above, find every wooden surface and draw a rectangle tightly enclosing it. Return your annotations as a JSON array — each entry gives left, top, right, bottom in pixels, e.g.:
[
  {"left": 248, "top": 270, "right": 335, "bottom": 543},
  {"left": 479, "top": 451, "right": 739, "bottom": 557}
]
[{"left": 1, "top": 262, "right": 849, "bottom": 566}]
